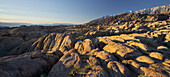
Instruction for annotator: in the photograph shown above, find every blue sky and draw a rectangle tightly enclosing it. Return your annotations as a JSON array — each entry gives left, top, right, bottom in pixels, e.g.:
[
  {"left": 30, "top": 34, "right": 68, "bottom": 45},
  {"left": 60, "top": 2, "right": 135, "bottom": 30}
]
[{"left": 0, "top": 0, "right": 169, "bottom": 24}]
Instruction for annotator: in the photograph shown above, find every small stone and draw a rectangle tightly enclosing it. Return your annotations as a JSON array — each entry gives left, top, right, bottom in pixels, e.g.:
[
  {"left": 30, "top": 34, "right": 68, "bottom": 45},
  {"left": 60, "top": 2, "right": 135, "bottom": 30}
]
[
  {"left": 149, "top": 52, "right": 163, "bottom": 60},
  {"left": 157, "top": 46, "right": 168, "bottom": 50},
  {"left": 162, "top": 62, "right": 170, "bottom": 67},
  {"left": 136, "top": 56, "right": 154, "bottom": 64},
  {"left": 165, "top": 59, "right": 170, "bottom": 63},
  {"left": 165, "top": 33, "right": 170, "bottom": 41}
]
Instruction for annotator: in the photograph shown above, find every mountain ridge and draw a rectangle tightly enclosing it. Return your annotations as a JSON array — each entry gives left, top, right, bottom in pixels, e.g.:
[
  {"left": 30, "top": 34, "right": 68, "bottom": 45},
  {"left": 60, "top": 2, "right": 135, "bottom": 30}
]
[{"left": 89, "top": 4, "right": 170, "bottom": 25}]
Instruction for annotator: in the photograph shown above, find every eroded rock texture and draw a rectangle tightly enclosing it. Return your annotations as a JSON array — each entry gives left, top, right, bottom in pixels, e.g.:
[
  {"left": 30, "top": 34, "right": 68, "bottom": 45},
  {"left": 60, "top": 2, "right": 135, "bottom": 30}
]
[{"left": 0, "top": 12, "right": 170, "bottom": 77}]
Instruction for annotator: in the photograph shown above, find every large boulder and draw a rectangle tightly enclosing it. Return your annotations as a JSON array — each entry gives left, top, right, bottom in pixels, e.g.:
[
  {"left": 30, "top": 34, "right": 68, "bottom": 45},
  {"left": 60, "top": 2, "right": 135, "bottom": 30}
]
[
  {"left": 103, "top": 42, "right": 133, "bottom": 53},
  {"left": 0, "top": 50, "right": 62, "bottom": 77},
  {"left": 95, "top": 51, "right": 131, "bottom": 77},
  {"left": 96, "top": 51, "right": 117, "bottom": 63},
  {"left": 126, "top": 41, "right": 148, "bottom": 53},
  {"left": 75, "top": 39, "right": 95, "bottom": 55},
  {"left": 11, "top": 33, "right": 76, "bottom": 54},
  {"left": 107, "top": 61, "right": 131, "bottom": 77},
  {"left": 103, "top": 42, "right": 142, "bottom": 60},
  {"left": 9, "top": 38, "right": 37, "bottom": 55},
  {"left": 59, "top": 35, "right": 75, "bottom": 53},
  {"left": 47, "top": 50, "right": 81, "bottom": 77},
  {"left": 0, "top": 57, "right": 48, "bottom": 77},
  {"left": 0, "top": 37, "right": 24, "bottom": 57},
  {"left": 96, "top": 51, "right": 117, "bottom": 71},
  {"left": 83, "top": 39, "right": 95, "bottom": 53}
]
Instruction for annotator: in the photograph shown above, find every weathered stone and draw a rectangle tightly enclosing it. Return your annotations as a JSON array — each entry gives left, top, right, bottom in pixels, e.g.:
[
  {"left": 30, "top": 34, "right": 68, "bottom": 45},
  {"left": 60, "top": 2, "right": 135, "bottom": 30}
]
[
  {"left": 0, "top": 37, "right": 24, "bottom": 57},
  {"left": 126, "top": 60, "right": 141, "bottom": 74},
  {"left": 0, "top": 57, "right": 48, "bottom": 77},
  {"left": 50, "top": 33, "right": 65, "bottom": 51},
  {"left": 87, "top": 56, "right": 100, "bottom": 66},
  {"left": 96, "top": 51, "right": 117, "bottom": 62},
  {"left": 96, "top": 51, "right": 117, "bottom": 70},
  {"left": 128, "top": 60, "right": 141, "bottom": 69},
  {"left": 140, "top": 67, "right": 167, "bottom": 77},
  {"left": 107, "top": 61, "right": 121, "bottom": 77},
  {"left": 135, "top": 36, "right": 158, "bottom": 47},
  {"left": 0, "top": 50, "right": 62, "bottom": 77},
  {"left": 106, "top": 61, "right": 131, "bottom": 77},
  {"left": 165, "top": 33, "right": 170, "bottom": 41},
  {"left": 86, "top": 65, "right": 109, "bottom": 77},
  {"left": 74, "top": 41, "right": 85, "bottom": 54},
  {"left": 83, "top": 39, "right": 95, "bottom": 53},
  {"left": 48, "top": 52, "right": 81, "bottom": 77},
  {"left": 31, "top": 51, "right": 63, "bottom": 65},
  {"left": 136, "top": 56, "right": 155, "bottom": 64},
  {"left": 103, "top": 42, "right": 133, "bottom": 54},
  {"left": 88, "top": 48, "right": 100, "bottom": 55},
  {"left": 75, "top": 39, "right": 95, "bottom": 55},
  {"left": 96, "top": 37, "right": 114, "bottom": 45},
  {"left": 114, "top": 61, "right": 130, "bottom": 77},
  {"left": 127, "top": 41, "right": 148, "bottom": 53},
  {"left": 59, "top": 35, "right": 75, "bottom": 53},
  {"left": 149, "top": 52, "right": 163, "bottom": 60},
  {"left": 157, "top": 46, "right": 169, "bottom": 50},
  {"left": 104, "top": 42, "right": 142, "bottom": 60},
  {"left": 16, "top": 33, "right": 76, "bottom": 54},
  {"left": 9, "top": 38, "right": 37, "bottom": 55}
]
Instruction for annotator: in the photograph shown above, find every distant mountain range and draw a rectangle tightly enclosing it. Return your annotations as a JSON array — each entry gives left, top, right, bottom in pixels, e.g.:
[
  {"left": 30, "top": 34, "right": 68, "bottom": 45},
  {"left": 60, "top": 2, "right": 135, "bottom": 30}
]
[
  {"left": 89, "top": 4, "right": 170, "bottom": 25},
  {"left": 128, "top": 4, "right": 170, "bottom": 14},
  {"left": 0, "top": 22, "right": 32, "bottom": 27},
  {"left": 0, "top": 22, "right": 76, "bottom": 27}
]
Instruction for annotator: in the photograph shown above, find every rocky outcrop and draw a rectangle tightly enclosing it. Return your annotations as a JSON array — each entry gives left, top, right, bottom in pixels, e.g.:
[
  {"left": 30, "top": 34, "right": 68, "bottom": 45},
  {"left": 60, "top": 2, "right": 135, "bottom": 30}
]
[
  {"left": 0, "top": 8, "right": 170, "bottom": 77},
  {"left": 0, "top": 37, "right": 24, "bottom": 57},
  {"left": 48, "top": 49, "right": 132, "bottom": 77},
  {"left": 9, "top": 38, "right": 37, "bottom": 55},
  {"left": 75, "top": 39, "right": 95, "bottom": 55},
  {"left": 48, "top": 49, "right": 81, "bottom": 77},
  {"left": 0, "top": 50, "right": 63, "bottom": 77},
  {"left": 9, "top": 33, "right": 75, "bottom": 55},
  {"left": 103, "top": 41, "right": 142, "bottom": 60}
]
